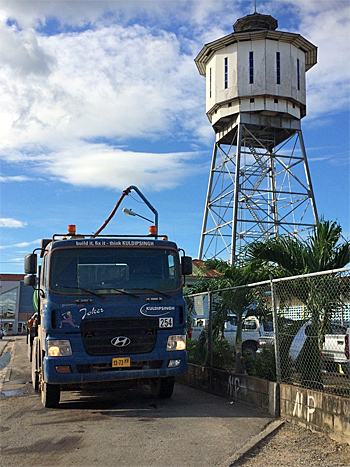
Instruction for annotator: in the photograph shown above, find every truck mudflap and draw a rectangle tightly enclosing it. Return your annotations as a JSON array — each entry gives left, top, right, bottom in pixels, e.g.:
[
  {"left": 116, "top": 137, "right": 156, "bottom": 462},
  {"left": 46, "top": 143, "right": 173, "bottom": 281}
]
[{"left": 43, "top": 351, "right": 187, "bottom": 385}]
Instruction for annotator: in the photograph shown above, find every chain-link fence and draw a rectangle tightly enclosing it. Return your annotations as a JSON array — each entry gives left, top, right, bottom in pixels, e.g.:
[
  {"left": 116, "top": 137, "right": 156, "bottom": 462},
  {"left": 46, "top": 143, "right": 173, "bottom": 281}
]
[{"left": 186, "top": 267, "right": 350, "bottom": 398}]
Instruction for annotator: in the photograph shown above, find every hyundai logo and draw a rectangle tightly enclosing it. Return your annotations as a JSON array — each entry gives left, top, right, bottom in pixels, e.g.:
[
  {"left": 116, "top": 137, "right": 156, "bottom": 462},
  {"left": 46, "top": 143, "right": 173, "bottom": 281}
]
[{"left": 111, "top": 336, "right": 131, "bottom": 347}]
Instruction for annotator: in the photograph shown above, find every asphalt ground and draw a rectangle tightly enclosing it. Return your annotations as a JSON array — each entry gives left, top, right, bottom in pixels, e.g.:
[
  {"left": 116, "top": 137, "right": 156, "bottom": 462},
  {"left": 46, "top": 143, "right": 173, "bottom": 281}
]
[
  {"left": 0, "top": 335, "right": 284, "bottom": 466},
  {"left": 2, "top": 336, "right": 349, "bottom": 466}
]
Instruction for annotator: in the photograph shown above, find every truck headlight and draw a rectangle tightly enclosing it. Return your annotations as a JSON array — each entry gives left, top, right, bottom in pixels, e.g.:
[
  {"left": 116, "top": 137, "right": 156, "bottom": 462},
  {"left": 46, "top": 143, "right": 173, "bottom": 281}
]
[
  {"left": 167, "top": 335, "right": 186, "bottom": 351},
  {"left": 48, "top": 340, "right": 72, "bottom": 357}
]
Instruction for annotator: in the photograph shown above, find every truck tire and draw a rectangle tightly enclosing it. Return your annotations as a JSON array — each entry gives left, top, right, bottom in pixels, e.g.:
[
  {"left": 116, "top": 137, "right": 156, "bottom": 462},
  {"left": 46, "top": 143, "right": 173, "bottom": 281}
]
[
  {"left": 31, "top": 338, "right": 39, "bottom": 392},
  {"left": 41, "top": 382, "right": 60, "bottom": 408},
  {"left": 150, "top": 377, "right": 175, "bottom": 398},
  {"left": 242, "top": 342, "right": 257, "bottom": 358}
]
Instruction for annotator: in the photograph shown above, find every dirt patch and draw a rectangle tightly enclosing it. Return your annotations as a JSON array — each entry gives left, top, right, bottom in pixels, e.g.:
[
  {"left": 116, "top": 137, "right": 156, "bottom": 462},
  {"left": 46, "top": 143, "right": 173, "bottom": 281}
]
[{"left": 235, "top": 421, "right": 350, "bottom": 467}]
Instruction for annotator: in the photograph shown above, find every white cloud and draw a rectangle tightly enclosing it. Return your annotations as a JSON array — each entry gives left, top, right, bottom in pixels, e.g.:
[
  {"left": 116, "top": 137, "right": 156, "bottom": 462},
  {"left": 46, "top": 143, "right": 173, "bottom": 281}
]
[
  {"left": 0, "top": 20, "right": 204, "bottom": 143},
  {"left": 0, "top": 24, "right": 54, "bottom": 76},
  {"left": 0, "top": 14, "right": 208, "bottom": 190},
  {"left": 0, "top": 175, "right": 32, "bottom": 182},
  {"left": 0, "top": 0, "right": 348, "bottom": 192},
  {"left": 0, "top": 218, "right": 27, "bottom": 228},
  {"left": 5, "top": 257, "right": 26, "bottom": 264},
  {"left": 41, "top": 143, "right": 203, "bottom": 191},
  {"left": 0, "top": 239, "right": 41, "bottom": 250},
  {"left": 300, "top": 7, "right": 350, "bottom": 118}
]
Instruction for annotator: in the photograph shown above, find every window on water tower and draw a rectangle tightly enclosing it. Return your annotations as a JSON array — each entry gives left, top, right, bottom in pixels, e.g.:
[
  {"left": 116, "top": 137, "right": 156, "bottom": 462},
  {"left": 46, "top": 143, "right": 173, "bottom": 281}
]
[
  {"left": 297, "top": 58, "right": 300, "bottom": 91},
  {"left": 224, "top": 57, "right": 228, "bottom": 89},
  {"left": 276, "top": 52, "right": 281, "bottom": 84},
  {"left": 209, "top": 67, "right": 212, "bottom": 98},
  {"left": 249, "top": 51, "right": 254, "bottom": 84}
]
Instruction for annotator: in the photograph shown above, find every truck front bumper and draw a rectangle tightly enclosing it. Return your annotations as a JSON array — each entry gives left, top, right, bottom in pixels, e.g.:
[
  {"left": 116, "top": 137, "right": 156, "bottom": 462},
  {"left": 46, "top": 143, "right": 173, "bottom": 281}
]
[{"left": 43, "top": 351, "right": 187, "bottom": 386}]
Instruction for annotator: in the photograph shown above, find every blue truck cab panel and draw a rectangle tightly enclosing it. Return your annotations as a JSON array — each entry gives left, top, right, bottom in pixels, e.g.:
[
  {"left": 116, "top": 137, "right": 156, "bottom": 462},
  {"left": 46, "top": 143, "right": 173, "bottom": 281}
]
[{"left": 28, "top": 234, "right": 190, "bottom": 406}]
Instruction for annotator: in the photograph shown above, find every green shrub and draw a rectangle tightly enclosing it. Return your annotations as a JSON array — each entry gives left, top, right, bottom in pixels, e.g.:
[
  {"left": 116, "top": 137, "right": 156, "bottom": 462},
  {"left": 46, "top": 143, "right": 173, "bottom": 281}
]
[
  {"left": 187, "top": 336, "right": 235, "bottom": 370},
  {"left": 187, "top": 337, "right": 206, "bottom": 366},
  {"left": 242, "top": 348, "right": 276, "bottom": 381},
  {"left": 212, "top": 338, "right": 236, "bottom": 370}
]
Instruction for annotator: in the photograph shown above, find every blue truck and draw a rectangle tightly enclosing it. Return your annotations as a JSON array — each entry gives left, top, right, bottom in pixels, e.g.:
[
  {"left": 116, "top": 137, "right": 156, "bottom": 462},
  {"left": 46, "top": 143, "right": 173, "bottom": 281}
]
[{"left": 24, "top": 223, "right": 192, "bottom": 408}]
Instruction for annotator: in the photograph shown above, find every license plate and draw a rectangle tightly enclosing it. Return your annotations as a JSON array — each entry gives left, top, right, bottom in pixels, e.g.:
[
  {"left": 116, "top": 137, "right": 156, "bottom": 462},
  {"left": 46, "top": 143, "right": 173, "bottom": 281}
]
[
  {"left": 112, "top": 357, "right": 131, "bottom": 368},
  {"left": 159, "top": 317, "right": 173, "bottom": 328}
]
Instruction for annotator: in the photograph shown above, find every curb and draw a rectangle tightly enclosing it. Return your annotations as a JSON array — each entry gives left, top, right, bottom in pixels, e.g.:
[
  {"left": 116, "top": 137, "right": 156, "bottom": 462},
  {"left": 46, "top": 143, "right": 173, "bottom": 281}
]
[
  {"left": 220, "top": 419, "right": 285, "bottom": 466},
  {"left": 0, "top": 339, "right": 10, "bottom": 356},
  {"left": 0, "top": 339, "right": 16, "bottom": 392}
]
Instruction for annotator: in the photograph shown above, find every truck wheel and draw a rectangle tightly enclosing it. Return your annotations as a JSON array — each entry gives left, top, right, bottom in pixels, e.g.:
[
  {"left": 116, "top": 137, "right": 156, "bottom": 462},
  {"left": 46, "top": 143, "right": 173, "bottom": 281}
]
[
  {"left": 41, "top": 382, "right": 60, "bottom": 408},
  {"left": 150, "top": 377, "right": 175, "bottom": 399},
  {"left": 242, "top": 343, "right": 257, "bottom": 358}
]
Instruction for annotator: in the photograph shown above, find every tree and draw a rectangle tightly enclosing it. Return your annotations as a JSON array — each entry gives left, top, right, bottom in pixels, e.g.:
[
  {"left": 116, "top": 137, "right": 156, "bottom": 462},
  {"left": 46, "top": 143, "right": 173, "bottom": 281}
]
[
  {"left": 245, "top": 219, "right": 349, "bottom": 275},
  {"left": 245, "top": 219, "right": 349, "bottom": 325},
  {"left": 188, "top": 259, "right": 269, "bottom": 373}
]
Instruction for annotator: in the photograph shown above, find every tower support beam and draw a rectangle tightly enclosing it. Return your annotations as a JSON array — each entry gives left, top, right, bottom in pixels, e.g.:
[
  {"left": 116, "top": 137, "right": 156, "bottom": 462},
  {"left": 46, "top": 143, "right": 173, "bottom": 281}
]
[{"left": 199, "top": 119, "right": 318, "bottom": 263}]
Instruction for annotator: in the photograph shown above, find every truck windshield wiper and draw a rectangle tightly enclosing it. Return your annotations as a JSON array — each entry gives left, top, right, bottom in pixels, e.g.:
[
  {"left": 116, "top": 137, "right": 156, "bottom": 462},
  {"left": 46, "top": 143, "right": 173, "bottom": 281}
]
[
  {"left": 57, "top": 285, "right": 104, "bottom": 298},
  {"left": 102, "top": 288, "right": 139, "bottom": 298},
  {"left": 134, "top": 288, "right": 171, "bottom": 298}
]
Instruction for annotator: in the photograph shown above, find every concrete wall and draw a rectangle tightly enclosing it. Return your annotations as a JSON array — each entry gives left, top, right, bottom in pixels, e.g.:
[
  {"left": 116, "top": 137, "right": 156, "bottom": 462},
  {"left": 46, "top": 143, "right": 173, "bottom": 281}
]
[
  {"left": 280, "top": 383, "right": 350, "bottom": 445},
  {"left": 182, "top": 364, "right": 350, "bottom": 445},
  {"left": 181, "top": 363, "right": 279, "bottom": 417}
]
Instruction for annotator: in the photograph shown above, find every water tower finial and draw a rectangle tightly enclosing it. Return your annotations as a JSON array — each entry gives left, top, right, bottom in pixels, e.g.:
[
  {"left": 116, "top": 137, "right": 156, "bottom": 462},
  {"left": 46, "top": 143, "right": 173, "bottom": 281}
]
[{"left": 233, "top": 12, "right": 278, "bottom": 32}]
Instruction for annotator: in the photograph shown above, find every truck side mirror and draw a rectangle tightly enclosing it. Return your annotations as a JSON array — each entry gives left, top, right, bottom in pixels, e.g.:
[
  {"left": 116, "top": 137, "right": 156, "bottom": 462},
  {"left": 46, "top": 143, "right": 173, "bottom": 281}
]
[
  {"left": 25, "top": 253, "right": 37, "bottom": 274},
  {"left": 24, "top": 274, "right": 37, "bottom": 287},
  {"left": 181, "top": 256, "right": 192, "bottom": 276}
]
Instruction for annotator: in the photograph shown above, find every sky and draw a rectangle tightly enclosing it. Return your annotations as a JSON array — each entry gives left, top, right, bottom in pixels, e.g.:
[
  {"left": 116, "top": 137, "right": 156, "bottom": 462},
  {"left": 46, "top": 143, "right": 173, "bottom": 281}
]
[{"left": 0, "top": 0, "right": 349, "bottom": 274}]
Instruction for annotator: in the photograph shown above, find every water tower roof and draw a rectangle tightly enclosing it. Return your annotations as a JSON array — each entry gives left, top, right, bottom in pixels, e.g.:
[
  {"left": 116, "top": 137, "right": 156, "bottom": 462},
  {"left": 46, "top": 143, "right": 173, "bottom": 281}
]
[
  {"left": 233, "top": 12, "right": 278, "bottom": 32},
  {"left": 195, "top": 27, "right": 317, "bottom": 76}
]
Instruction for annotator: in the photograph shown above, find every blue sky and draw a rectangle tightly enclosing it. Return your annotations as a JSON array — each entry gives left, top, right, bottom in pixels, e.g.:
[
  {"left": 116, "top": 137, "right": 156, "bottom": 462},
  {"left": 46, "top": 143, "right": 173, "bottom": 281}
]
[{"left": 0, "top": 0, "right": 349, "bottom": 274}]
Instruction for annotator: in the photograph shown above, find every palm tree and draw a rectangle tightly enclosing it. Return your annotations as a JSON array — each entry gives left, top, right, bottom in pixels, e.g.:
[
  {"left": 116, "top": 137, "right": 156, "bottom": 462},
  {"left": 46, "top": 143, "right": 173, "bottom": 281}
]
[
  {"left": 246, "top": 219, "right": 349, "bottom": 326},
  {"left": 246, "top": 219, "right": 349, "bottom": 275}
]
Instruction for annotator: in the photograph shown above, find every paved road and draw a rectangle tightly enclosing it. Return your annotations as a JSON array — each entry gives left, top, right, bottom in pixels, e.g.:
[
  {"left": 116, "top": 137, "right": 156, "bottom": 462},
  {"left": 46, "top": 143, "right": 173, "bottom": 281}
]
[{"left": 0, "top": 336, "right": 275, "bottom": 467}]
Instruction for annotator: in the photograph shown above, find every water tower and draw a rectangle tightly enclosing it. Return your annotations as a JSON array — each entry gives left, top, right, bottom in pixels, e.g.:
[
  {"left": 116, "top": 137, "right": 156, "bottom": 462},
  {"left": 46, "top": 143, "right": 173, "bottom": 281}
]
[{"left": 195, "top": 11, "right": 318, "bottom": 263}]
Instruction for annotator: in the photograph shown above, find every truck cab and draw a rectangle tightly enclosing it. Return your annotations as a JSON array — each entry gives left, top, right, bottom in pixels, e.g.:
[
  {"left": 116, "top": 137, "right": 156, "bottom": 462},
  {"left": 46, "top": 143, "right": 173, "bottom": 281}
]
[{"left": 25, "top": 230, "right": 192, "bottom": 407}]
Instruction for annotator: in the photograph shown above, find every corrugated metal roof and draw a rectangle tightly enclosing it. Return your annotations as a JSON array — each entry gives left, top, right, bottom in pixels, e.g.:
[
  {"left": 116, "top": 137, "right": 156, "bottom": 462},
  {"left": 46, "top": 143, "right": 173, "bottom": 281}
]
[{"left": 191, "top": 259, "right": 222, "bottom": 278}]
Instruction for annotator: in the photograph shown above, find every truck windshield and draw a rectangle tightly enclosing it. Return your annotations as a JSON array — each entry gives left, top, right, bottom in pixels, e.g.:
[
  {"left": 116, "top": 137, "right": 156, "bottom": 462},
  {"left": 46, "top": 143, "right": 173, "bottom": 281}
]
[{"left": 50, "top": 247, "right": 181, "bottom": 294}]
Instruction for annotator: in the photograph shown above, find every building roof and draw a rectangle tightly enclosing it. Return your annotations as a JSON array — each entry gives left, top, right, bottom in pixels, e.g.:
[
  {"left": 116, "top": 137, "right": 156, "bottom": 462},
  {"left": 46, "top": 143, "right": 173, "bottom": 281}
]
[
  {"left": 0, "top": 274, "right": 25, "bottom": 282},
  {"left": 192, "top": 259, "right": 222, "bottom": 278}
]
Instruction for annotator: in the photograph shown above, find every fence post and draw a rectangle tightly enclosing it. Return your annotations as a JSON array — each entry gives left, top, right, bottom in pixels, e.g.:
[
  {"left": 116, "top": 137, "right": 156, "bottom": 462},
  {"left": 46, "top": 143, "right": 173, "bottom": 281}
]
[
  {"left": 270, "top": 276, "right": 281, "bottom": 384},
  {"left": 207, "top": 291, "right": 213, "bottom": 389}
]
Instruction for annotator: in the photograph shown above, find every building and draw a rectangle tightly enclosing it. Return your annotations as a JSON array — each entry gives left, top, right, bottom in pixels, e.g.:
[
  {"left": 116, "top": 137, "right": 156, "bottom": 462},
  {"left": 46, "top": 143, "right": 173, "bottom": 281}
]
[{"left": 0, "top": 274, "right": 34, "bottom": 334}]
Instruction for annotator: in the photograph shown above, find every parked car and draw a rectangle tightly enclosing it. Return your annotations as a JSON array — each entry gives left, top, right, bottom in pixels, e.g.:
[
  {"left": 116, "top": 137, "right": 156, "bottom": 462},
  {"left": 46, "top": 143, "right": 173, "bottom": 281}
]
[
  {"left": 289, "top": 321, "right": 350, "bottom": 378},
  {"left": 189, "top": 315, "right": 274, "bottom": 357},
  {"left": 321, "top": 323, "right": 350, "bottom": 378}
]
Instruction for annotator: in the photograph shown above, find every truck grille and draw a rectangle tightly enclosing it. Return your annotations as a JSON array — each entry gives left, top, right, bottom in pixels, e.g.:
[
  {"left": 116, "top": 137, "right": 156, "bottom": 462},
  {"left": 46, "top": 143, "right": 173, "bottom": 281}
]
[
  {"left": 81, "top": 317, "right": 158, "bottom": 356},
  {"left": 76, "top": 360, "right": 164, "bottom": 373}
]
